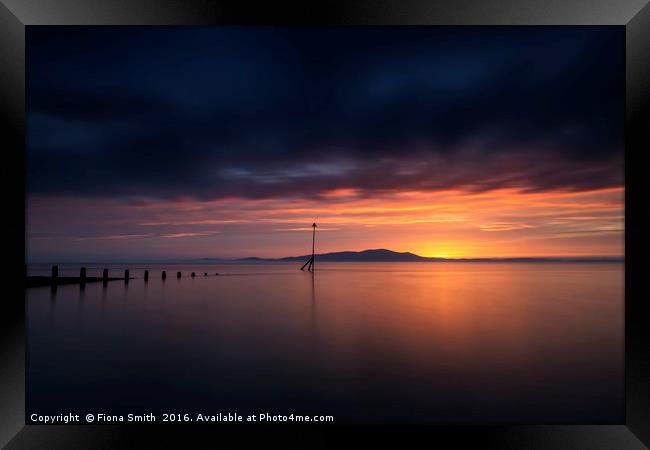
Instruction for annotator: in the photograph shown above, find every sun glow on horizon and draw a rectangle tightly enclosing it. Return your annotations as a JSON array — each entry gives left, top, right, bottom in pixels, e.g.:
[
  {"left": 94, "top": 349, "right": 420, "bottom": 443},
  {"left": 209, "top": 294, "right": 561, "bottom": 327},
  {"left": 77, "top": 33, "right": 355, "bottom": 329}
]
[{"left": 27, "top": 185, "right": 624, "bottom": 261}]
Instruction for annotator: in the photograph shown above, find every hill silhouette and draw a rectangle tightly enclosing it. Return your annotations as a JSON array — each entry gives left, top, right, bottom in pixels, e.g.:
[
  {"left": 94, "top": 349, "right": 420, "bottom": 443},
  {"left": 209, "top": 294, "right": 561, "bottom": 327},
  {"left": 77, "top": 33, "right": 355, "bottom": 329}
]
[
  {"left": 239, "top": 249, "right": 434, "bottom": 262},
  {"left": 228, "top": 249, "right": 622, "bottom": 263}
]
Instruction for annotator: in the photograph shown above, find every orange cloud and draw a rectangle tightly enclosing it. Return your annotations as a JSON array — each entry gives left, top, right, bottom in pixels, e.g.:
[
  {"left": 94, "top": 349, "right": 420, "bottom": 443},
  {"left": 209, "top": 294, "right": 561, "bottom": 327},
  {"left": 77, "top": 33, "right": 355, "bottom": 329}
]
[{"left": 27, "top": 186, "right": 624, "bottom": 259}]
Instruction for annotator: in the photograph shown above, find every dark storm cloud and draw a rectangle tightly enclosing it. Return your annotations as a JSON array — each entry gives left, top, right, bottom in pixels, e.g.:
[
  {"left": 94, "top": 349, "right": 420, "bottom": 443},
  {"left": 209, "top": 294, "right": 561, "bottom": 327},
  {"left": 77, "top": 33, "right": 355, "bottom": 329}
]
[
  {"left": 29, "top": 86, "right": 171, "bottom": 121},
  {"left": 27, "top": 27, "right": 624, "bottom": 199}
]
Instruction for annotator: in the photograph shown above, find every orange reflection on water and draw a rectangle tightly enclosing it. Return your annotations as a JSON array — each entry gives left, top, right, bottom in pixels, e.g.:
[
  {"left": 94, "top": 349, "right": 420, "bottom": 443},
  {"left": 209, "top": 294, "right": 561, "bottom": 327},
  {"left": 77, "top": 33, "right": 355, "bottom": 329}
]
[{"left": 27, "top": 262, "right": 623, "bottom": 422}]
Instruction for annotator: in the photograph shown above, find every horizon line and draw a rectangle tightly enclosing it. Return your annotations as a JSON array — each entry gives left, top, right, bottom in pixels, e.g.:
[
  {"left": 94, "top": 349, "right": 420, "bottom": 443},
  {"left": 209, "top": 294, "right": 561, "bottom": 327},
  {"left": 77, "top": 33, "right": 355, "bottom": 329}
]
[{"left": 27, "top": 248, "right": 625, "bottom": 265}]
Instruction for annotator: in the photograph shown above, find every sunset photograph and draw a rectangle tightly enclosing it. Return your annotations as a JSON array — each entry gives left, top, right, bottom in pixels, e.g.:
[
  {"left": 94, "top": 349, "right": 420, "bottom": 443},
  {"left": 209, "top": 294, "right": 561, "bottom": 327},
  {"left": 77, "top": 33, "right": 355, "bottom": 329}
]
[{"left": 25, "top": 26, "right": 624, "bottom": 424}]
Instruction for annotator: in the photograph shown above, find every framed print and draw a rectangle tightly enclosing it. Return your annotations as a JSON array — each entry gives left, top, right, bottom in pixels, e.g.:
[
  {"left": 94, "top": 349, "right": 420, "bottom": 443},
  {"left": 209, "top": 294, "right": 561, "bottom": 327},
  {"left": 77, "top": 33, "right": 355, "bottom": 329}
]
[{"left": 1, "top": 1, "right": 648, "bottom": 448}]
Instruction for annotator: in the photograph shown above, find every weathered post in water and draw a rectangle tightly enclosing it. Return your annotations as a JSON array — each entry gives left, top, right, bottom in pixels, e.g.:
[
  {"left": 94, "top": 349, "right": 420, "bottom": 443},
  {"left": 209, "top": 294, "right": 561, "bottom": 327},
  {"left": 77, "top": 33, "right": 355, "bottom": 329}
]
[
  {"left": 177, "top": 271, "right": 182, "bottom": 279},
  {"left": 80, "top": 267, "right": 87, "bottom": 283},
  {"left": 144, "top": 270, "right": 149, "bottom": 282},
  {"left": 51, "top": 265, "right": 59, "bottom": 283},
  {"left": 310, "top": 222, "right": 316, "bottom": 271},
  {"left": 191, "top": 272, "right": 196, "bottom": 278},
  {"left": 300, "top": 223, "right": 317, "bottom": 272},
  {"left": 102, "top": 268, "right": 108, "bottom": 283},
  {"left": 124, "top": 269, "right": 130, "bottom": 283},
  {"left": 162, "top": 270, "right": 167, "bottom": 280}
]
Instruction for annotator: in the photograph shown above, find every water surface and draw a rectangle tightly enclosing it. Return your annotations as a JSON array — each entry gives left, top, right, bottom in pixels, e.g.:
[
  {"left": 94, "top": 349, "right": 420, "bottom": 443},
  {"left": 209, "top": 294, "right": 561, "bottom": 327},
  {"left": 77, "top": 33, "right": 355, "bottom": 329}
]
[{"left": 27, "top": 262, "right": 624, "bottom": 423}]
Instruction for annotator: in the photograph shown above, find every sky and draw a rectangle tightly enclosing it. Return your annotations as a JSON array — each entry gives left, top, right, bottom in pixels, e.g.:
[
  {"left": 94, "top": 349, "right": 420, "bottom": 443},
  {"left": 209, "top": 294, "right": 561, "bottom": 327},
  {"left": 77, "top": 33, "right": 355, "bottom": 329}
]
[{"left": 26, "top": 26, "right": 624, "bottom": 262}]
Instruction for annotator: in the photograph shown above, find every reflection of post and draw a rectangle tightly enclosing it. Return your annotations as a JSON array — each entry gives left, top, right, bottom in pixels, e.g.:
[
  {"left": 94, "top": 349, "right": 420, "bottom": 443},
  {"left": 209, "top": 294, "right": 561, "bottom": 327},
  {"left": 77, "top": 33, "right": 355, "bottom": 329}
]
[
  {"left": 310, "top": 271, "right": 317, "bottom": 347},
  {"left": 311, "top": 271, "right": 315, "bottom": 316}
]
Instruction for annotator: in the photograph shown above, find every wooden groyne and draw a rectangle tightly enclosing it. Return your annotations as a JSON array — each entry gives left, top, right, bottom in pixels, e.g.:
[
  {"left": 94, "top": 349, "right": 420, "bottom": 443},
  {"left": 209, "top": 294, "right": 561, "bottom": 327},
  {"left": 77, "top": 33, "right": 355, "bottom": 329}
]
[
  {"left": 25, "top": 265, "right": 219, "bottom": 288},
  {"left": 26, "top": 266, "right": 124, "bottom": 288}
]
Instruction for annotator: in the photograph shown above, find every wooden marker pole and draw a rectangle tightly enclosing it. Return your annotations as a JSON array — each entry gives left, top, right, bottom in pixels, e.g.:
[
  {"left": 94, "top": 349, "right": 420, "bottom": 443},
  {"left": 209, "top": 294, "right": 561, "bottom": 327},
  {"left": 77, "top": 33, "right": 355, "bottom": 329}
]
[
  {"left": 300, "top": 223, "right": 317, "bottom": 272},
  {"left": 309, "top": 223, "right": 317, "bottom": 272}
]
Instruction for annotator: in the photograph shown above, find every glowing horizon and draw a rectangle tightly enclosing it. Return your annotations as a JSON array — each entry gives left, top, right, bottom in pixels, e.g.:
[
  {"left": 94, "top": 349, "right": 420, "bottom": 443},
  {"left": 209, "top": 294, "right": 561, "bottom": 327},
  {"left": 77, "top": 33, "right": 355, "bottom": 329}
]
[{"left": 27, "top": 185, "right": 624, "bottom": 261}]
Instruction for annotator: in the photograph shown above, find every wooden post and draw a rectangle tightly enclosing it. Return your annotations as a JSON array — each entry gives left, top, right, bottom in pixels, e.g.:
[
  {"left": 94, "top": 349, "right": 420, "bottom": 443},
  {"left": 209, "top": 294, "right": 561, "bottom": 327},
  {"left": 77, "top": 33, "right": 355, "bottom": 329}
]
[
  {"left": 162, "top": 270, "right": 167, "bottom": 280},
  {"left": 177, "top": 271, "right": 182, "bottom": 279},
  {"left": 51, "top": 265, "right": 59, "bottom": 280},
  {"left": 80, "top": 267, "right": 86, "bottom": 283},
  {"left": 300, "top": 223, "right": 317, "bottom": 272},
  {"left": 103, "top": 268, "right": 108, "bottom": 282},
  {"left": 309, "top": 223, "right": 316, "bottom": 272},
  {"left": 204, "top": 272, "right": 207, "bottom": 276},
  {"left": 124, "top": 269, "right": 130, "bottom": 282},
  {"left": 191, "top": 272, "right": 196, "bottom": 278},
  {"left": 144, "top": 270, "right": 149, "bottom": 282}
]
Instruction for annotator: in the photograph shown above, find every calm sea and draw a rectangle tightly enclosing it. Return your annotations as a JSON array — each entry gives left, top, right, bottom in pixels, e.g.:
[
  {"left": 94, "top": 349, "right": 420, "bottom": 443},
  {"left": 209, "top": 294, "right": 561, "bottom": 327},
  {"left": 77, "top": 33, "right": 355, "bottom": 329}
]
[{"left": 26, "top": 262, "right": 624, "bottom": 424}]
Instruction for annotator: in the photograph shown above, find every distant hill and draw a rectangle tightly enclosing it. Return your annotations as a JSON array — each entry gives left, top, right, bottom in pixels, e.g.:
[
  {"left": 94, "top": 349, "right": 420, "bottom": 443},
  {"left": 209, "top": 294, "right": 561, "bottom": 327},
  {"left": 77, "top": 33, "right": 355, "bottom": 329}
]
[
  {"left": 239, "top": 249, "right": 437, "bottom": 262},
  {"left": 228, "top": 249, "right": 623, "bottom": 263}
]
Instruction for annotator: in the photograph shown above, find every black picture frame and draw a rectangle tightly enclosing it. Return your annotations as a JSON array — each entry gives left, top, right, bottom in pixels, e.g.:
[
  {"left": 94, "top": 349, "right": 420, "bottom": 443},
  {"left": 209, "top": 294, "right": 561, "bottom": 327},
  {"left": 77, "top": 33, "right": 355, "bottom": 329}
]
[{"left": 1, "top": 1, "right": 648, "bottom": 448}]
